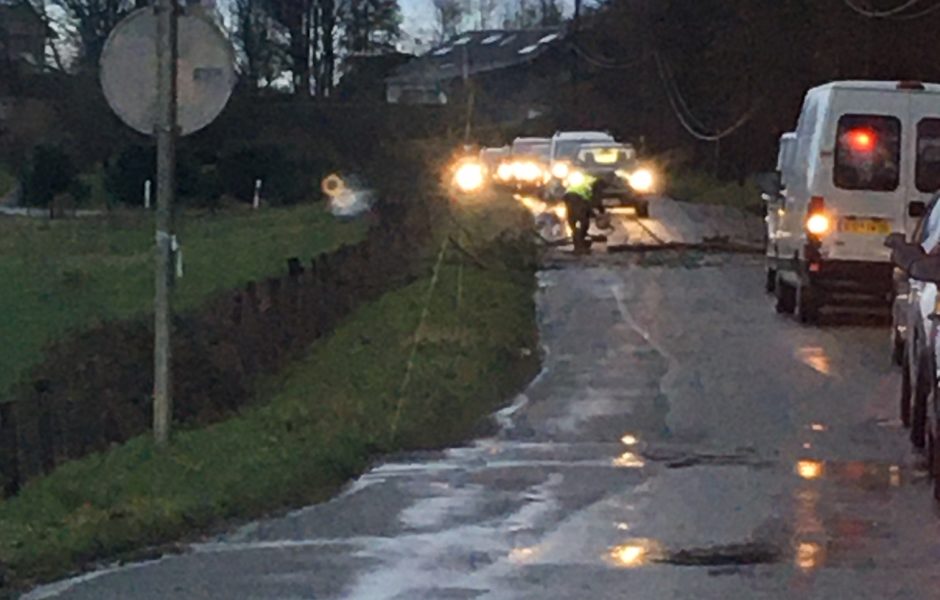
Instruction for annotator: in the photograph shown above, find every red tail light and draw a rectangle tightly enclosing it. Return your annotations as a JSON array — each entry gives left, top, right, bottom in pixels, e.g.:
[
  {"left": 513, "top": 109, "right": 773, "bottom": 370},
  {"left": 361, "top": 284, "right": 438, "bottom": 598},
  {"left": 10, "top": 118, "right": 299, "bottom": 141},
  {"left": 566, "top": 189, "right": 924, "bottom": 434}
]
[
  {"left": 808, "top": 196, "right": 825, "bottom": 214},
  {"left": 846, "top": 129, "right": 876, "bottom": 152}
]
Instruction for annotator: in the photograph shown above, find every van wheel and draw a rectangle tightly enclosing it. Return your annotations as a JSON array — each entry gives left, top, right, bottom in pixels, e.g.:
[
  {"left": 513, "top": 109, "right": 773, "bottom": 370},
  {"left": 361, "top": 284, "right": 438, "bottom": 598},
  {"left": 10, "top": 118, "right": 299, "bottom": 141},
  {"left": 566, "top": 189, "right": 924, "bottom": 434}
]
[
  {"left": 775, "top": 276, "right": 796, "bottom": 314},
  {"left": 891, "top": 330, "right": 904, "bottom": 367},
  {"left": 765, "top": 267, "right": 777, "bottom": 294},
  {"left": 933, "top": 437, "right": 940, "bottom": 502},
  {"left": 901, "top": 345, "right": 912, "bottom": 428},
  {"left": 930, "top": 420, "right": 940, "bottom": 501},
  {"left": 796, "top": 283, "right": 820, "bottom": 324},
  {"left": 912, "top": 355, "right": 930, "bottom": 450}
]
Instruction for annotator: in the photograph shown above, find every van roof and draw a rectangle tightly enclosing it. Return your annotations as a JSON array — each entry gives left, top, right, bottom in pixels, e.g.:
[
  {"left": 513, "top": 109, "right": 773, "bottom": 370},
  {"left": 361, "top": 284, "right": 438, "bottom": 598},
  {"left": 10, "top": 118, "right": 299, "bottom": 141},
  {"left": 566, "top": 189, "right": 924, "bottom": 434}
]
[
  {"left": 809, "top": 80, "right": 940, "bottom": 95},
  {"left": 552, "top": 131, "right": 614, "bottom": 140}
]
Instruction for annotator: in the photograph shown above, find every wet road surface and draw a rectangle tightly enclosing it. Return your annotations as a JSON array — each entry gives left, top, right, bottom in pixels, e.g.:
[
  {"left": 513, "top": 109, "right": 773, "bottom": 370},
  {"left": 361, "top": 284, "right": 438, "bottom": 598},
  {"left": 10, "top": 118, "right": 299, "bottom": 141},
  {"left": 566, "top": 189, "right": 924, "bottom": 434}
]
[{"left": 26, "top": 200, "right": 940, "bottom": 599}]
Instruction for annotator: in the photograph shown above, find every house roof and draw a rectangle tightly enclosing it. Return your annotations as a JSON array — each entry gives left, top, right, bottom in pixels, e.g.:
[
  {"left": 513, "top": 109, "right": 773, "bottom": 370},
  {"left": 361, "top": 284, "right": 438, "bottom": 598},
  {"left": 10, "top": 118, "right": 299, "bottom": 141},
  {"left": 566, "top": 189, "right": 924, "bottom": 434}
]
[{"left": 387, "top": 28, "right": 566, "bottom": 85}]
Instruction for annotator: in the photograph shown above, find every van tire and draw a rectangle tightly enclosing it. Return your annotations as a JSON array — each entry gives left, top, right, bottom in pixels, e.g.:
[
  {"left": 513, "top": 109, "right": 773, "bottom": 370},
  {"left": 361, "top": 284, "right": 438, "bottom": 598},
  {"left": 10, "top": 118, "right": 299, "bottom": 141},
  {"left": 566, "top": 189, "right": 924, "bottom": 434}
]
[
  {"left": 765, "top": 267, "right": 777, "bottom": 294},
  {"left": 901, "top": 346, "right": 913, "bottom": 428},
  {"left": 933, "top": 437, "right": 940, "bottom": 502},
  {"left": 891, "top": 330, "right": 904, "bottom": 367},
  {"left": 912, "top": 355, "right": 931, "bottom": 450},
  {"left": 775, "top": 277, "right": 796, "bottom": 314},
  {"left": 796, "top": 283, "right": 820, "bottom": 325}
]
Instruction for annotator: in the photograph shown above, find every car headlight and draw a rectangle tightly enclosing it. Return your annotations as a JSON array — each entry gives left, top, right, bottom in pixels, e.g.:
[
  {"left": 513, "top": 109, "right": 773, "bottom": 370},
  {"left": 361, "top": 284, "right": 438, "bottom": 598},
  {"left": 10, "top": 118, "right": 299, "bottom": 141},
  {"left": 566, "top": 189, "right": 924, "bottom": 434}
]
[
  {"left": 628, "top": 168, "right": 655, "bottom": 193},
  {"left": 551, "top": 162, "right": 570, "bottom": 180},
  {"left": 515, "top": 162, "right": 541, "bottom": 182},
  {"left": 454, "top": 162, "right": 485, "bottom": 192},
  {"left": 565, "top": 170, "right": 586, "bottom": 188},
  {"left": 497, "top": 163, "right": 513, "bottom": 181}
]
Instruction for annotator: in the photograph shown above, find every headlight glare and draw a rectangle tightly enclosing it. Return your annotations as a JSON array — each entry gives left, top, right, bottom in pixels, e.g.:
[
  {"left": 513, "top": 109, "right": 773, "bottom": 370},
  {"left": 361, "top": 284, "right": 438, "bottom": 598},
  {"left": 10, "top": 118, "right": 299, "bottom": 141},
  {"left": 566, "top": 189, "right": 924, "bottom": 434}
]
[{"left": 628, "top": 169, "right": 655, "bottom": 193}]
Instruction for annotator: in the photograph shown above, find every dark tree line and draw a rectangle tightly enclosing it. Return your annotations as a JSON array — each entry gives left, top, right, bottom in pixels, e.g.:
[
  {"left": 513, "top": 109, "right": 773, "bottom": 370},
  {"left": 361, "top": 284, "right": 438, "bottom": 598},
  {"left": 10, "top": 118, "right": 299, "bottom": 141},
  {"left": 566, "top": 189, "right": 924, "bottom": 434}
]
[
  {"left": 569, "top": 0, "right": 940, "bottom": 176},
  {"left": 24, "top": 0, "right": 402, "bottom": 96}
]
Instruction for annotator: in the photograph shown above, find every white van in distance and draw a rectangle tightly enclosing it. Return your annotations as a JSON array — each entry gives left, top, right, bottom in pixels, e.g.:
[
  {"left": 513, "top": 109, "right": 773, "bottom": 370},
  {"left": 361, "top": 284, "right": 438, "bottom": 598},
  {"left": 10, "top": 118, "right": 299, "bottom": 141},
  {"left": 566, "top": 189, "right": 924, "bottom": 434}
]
[{"left": 764, "top": 80, "right": 940, "bottom": 322}]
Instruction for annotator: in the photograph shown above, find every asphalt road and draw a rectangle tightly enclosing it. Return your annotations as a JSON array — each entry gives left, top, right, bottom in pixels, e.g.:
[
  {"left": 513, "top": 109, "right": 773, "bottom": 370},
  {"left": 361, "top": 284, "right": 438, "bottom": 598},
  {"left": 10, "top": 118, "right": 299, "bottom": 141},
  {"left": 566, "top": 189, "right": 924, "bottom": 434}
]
[{"left": 25, "top": 199, "right": 940, "bottom": 599}]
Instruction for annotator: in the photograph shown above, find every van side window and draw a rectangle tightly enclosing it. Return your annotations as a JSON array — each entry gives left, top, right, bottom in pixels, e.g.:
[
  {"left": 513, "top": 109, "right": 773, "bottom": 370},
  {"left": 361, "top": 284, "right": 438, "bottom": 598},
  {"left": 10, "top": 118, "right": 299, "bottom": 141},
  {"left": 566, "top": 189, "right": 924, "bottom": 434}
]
[
  {"left": 916, "top": 119, "right": 940, "bottom": 193},
  {"left": 833, "top": 114, "right": 901, "bottom": 192}
]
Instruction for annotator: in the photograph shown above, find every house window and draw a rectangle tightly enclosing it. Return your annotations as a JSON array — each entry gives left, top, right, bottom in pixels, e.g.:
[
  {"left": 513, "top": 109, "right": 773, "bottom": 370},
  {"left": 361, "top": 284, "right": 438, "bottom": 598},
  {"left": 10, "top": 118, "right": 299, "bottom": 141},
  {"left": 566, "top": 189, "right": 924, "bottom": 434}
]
[{"left": 482, "top": 34, "right": 502, "bottom": 45}]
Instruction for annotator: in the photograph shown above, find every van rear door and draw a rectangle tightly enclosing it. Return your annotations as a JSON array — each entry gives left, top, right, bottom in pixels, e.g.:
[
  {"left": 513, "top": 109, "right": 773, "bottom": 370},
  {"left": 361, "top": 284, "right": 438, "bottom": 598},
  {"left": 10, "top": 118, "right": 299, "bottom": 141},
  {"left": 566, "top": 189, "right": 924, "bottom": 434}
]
[
  {"left": 908, "top": 93, "right": 940, "bottom": 235},
  {"left": 826, "top": 104, "right": 906, "bottom": 262}
]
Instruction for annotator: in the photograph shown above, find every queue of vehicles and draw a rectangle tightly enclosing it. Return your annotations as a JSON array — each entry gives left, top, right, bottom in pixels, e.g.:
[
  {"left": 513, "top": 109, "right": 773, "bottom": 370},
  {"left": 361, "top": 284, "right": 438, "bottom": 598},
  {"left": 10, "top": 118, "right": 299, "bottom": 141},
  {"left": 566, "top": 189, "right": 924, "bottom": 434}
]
[
  {"left": 759, "top": 79, "right": 940, "bottom": 499},
  {"left": 479, "top": 130, "right": 658, "bottom": 216}
]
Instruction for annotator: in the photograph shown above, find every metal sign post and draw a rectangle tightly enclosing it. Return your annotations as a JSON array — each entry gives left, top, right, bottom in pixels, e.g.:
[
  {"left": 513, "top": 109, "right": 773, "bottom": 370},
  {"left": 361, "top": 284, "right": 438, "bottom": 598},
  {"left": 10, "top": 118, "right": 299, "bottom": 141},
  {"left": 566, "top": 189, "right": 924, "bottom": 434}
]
[
  {"left": 153, "top": 0, "right": 178, "bottom": 446},
  {"left": 100, "top": 5, "right": 235, "bottom": 446}
]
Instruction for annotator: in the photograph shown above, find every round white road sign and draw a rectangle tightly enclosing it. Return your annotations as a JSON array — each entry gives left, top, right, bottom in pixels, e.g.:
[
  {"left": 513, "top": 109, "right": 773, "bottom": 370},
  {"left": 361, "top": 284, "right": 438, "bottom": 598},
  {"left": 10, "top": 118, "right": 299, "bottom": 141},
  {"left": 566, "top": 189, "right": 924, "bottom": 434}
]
[{"left": 100, "top": 8, "right": 236, "bottom": 136}]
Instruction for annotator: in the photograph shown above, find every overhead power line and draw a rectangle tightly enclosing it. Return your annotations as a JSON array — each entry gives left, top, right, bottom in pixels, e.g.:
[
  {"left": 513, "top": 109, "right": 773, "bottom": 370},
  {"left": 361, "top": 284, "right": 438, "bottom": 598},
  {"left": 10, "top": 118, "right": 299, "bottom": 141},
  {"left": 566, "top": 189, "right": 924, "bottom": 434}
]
[
  {"left": 653, "top": 52, "right": 757, "bottom": 142},
  {"left": 889, "top": 0, "right": 940, "bottom": 18},
  {"left": 841, "top": 0, "right": 931, "bottom": 18},
  {"left": 658, "top": 55, "right": 711, "bottom": 132},
  {"left": 569, "top": 42, "right": 651, "bottom": 70}
]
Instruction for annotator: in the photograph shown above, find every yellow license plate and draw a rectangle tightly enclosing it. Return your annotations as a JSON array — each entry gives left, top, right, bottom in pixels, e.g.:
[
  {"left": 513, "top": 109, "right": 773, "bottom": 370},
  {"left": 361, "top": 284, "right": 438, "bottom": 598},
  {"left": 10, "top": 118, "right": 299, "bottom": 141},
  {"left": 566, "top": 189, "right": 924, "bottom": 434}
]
[{"left": 839, "top": 218, "right": 892, "bottom": 235}]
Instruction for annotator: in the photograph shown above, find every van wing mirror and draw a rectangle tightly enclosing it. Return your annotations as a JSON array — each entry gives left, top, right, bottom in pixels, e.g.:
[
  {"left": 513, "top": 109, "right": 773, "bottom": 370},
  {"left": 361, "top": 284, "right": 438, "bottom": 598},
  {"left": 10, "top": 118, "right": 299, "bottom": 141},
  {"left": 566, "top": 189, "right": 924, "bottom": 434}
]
[
  {"left": 756, "top": 171, "right": 782, "bottom": 198},
  {"left": 909, "top": 201, "right": 928, "bottom": 218}
]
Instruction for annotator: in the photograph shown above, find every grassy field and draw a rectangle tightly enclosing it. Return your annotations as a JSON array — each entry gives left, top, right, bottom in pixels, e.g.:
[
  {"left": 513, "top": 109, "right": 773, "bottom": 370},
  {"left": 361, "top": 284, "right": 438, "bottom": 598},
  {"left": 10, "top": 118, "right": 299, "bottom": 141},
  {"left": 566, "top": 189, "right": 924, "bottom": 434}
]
[
  {"left": 0, "top": 198, "right": 539, "bottom": 590},
  {"left": 0, "top": 205, "right": 366, "bottom": 401}
]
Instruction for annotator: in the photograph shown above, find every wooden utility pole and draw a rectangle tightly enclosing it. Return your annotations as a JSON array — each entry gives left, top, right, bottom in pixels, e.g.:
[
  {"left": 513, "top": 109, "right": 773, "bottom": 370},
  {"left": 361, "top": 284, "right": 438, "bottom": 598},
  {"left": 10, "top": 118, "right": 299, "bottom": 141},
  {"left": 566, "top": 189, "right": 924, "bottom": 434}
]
[{"left": 153, "top": 0, "right": 178, "bottom": 446}]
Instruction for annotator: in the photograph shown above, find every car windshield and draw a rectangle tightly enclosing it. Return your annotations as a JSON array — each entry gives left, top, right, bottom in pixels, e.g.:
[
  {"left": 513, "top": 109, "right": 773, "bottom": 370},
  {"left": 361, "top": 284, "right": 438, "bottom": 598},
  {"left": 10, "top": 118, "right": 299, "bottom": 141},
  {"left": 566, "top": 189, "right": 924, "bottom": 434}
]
[
  {"left": 554, "top": 140, "right": 596, "bottom": 160},
  {"left": 512, "top": 142, "right": 550, "bottom": 158},
  {"left": 575, "top": 147, "right": 635, "bottom": 168}
]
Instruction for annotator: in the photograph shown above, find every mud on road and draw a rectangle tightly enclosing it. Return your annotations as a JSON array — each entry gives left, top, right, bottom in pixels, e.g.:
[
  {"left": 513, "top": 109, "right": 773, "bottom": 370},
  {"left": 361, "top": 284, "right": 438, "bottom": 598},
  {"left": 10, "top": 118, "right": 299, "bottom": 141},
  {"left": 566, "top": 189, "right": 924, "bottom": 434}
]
[{"left": 26, "top": 199, "right": 940, "bottom": 600}]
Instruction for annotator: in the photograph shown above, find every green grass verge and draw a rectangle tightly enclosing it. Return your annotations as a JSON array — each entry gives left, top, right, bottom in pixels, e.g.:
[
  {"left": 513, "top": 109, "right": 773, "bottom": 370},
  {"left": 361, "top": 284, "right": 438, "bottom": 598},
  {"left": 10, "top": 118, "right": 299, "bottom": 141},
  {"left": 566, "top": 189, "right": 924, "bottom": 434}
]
[
  {"left": 0, "top": 200, "right": 539, "bottom": 591},
  {"left": 0, "top": 205, "right": 365, "bottom": 401},
  {"left": 0, "top": 165, "right": 15, "bottom": 199},
  {"left": 665, "top": 169, "right": 763, "bottom": 214}
]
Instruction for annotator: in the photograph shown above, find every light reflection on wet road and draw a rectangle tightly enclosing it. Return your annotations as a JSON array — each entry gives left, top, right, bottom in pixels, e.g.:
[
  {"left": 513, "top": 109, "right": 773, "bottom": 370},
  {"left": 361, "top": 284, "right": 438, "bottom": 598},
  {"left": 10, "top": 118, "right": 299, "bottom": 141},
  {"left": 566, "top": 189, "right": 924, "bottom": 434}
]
[{"left": 25, "top": 202, "right": 940, "bottom": 599}]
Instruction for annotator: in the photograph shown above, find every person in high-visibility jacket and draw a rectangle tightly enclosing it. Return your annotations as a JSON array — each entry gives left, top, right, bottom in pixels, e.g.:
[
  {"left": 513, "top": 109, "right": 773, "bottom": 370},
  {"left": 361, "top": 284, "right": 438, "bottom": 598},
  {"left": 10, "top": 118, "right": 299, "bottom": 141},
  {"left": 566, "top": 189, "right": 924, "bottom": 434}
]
[{"left": 563, "top": 171, "right": 601, "bottom": 253}]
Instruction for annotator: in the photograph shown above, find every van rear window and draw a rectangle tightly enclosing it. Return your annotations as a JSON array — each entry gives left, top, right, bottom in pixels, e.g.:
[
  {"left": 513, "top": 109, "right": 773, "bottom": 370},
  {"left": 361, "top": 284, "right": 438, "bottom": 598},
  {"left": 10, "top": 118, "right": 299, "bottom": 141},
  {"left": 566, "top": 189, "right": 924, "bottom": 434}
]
[
  {"left": 834, "top": 115, "right": 901, "bottom": 192},
  {"left": 917, "top": 119, "right": 940, "bottom": 193}
]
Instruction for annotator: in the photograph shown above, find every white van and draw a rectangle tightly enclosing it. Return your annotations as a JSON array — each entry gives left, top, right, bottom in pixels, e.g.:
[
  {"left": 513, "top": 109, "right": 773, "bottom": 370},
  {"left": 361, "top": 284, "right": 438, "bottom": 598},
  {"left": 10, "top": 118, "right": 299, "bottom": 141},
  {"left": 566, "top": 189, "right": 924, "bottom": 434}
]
[
  {"left": 768, "top": 80, "right": 940, "bottom": 322},
  {"left": 764, "top": 132, "right": 797, "bottom": 292}
]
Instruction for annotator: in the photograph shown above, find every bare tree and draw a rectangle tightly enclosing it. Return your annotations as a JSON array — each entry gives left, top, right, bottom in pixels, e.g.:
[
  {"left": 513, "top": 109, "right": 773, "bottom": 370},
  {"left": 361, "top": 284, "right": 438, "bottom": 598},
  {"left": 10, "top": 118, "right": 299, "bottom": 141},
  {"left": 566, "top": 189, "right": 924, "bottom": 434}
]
[
  {"left": 477, "top": 0, "right": 500, "bottom": 29},
  {"left": 46, "top": 0, "right": 136, "bottom": 70},
  {"left": 232, "top": 0, "right": 289, "bottom": 90},
  {"left": 432, "top": 0, "right": 462, "bottom": 43}
]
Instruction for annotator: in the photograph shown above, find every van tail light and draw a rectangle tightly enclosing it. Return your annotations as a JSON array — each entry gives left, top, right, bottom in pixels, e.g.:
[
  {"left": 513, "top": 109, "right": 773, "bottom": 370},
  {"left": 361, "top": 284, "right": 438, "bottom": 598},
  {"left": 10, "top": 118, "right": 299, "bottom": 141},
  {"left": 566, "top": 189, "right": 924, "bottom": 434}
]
[
  {"left": 808, "top": 196, "right": 825, "bottom": 214},
  {"left": 805, "top": 196, "right": 831, "bottom": 237}
]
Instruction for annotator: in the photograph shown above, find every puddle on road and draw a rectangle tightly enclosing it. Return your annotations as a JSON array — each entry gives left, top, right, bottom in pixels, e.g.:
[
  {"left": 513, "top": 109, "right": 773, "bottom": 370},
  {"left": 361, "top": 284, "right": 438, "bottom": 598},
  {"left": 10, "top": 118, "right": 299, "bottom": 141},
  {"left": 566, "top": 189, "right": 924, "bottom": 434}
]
[
  {"left": 795, "top": 459, "right": 907, "bottom": 490},
  {"left": 640, "top": 446, "right": 774, "bottom": 470},
  {"left": 796, "top": 346, "right": 832, "bottom": 376},
  {"left": 794, "top": 541, "right": 825, "bottom": 571},
  {"left": 606, "top": 538, "right": 664, "bottom": 568},
  {"left": 605, "top": 540, "right": 780, "bottom": 569},
  {"left": 658, "top": 542, "right": 781, "bottom": 567}
]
